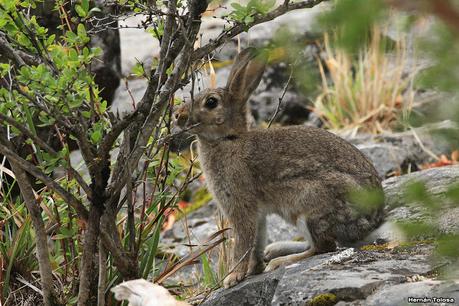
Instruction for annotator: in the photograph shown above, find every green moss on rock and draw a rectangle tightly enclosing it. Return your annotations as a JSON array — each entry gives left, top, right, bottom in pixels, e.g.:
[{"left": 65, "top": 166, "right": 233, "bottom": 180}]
[
  {"left": 307, "top": 293, "right": 338, "bottom": 306},
  {"left": 360, "top": 243, "right": 390, "bottom": 251}
]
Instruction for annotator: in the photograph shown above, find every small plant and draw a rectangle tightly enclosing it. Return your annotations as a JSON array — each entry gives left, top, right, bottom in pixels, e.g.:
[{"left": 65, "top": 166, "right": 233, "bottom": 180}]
[
  {"left": 229, "top": 0, "right": 276, "bottom": 24},
  {"left": 315, "top": 26, "right": 415, "bottom": 133}
]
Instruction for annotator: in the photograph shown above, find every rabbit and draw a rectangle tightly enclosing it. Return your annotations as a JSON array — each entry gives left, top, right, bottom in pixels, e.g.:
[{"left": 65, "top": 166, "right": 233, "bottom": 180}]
[{"left": 174, "top": 48, "right": 385, "bottom": 288}]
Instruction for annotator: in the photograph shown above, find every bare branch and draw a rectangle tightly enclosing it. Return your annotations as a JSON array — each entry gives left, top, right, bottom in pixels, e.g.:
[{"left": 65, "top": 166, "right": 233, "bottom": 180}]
[
  {"left": 0, "top": 31, "right": 26, "bottom": 66},
  {"left": 100, "top": 208, "right": 139, "bottom": 278},
  {"left": 5, "top": 153, "right": 58, "bottom": 305},
  {"left": 268, "top": 63, "right": 295, "bottom": 127}
]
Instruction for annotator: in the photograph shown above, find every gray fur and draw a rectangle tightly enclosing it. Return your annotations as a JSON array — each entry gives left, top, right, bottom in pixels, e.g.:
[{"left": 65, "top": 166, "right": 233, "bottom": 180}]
[{"left": 174, "top": 48, "right": 385, "bottom": 288}]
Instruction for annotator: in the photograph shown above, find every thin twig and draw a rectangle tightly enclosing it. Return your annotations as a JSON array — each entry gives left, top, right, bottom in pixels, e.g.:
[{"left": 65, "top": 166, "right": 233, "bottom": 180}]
[{"left": 267, "top": 64, "right": 295, "bottom": 127}]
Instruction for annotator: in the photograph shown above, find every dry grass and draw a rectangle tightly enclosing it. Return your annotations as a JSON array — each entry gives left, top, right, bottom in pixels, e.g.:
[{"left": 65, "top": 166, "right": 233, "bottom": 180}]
[{"left": 315, "top": 27, "right": 415, "bottom": 133}]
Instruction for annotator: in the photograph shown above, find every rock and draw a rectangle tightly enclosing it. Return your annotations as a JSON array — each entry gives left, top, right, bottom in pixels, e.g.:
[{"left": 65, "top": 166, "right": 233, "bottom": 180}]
[
  {"left": 438, "top": 207, "right": 459, "bottom": 234},
  {"left": 382, "top": 165, "right": 459, "bottom": 236},
  {"left": 200, "top": 246, "right": 453, "bottom": 306},
  {"left": 271, "top": 247, "right": 433, "bottom": 306},
  {"left": 161, "top": 201, "right": 219, "bottom": 258},
  {"left": 161, "top": 203, "right": 299, "bottom": 257},
  {"left": 346, "top": 120, "right": 459, "bottom": 177},
  {"left": 383, "top": 165, "right": 459, "bottom": 209},
  {"left": 201, "top": 268, "right": 286, "bottom": 306},
  {"left": 365, "top": 280, "right": 459, "bottom": 306},
  {"left": 357, "top": 143, "right": 407, "bottom": 177},
  {"left": 118, "top": 16, "right": 160, "bottom": 77},
  {"left": 111, "top": 78, "right": 148, "bottom": 116}
]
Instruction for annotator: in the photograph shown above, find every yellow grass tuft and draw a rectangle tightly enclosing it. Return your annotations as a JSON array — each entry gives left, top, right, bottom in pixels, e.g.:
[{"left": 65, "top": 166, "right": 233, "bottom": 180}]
[{"left": 315, "top": 27, "right": 415, "bottom": 134}]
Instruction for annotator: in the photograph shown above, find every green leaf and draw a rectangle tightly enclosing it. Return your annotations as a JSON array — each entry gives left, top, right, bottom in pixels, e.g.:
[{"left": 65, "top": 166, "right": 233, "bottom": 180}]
[
  {"left": 346, "top": 187, "right": 385, "bottom": 214},
  {"left": 404, "top": 181, "right": 439, "bottom": 211},
  {"left": 82, "top": 47, "right": 90, "bottom": 58},
  {"left": 17, "top": 33, "right": 31, "bottom": 48},
  {"left": 69, "top": 48, "right": 78, "bottom": 61},
  {"left": 81, "top": 0, "right": 89, "bottom": 13},
  {"left": 66, "top": 31, "right": 78, "bottom": 44},
  {"left": 68, "top": 97, "right": 83, "bottom": 108},
  {"left": 88, "top": 7, "right": 102, "bottom": 15},
  {"left": 0, "top": 63, "right": 11, "bottom": 77},
  {"left": 201, "top": 253, "right": 217, "bottom": 287},
  {"left": 397, "top": 221, "right": 439, "bottom": 240},
  {"left": 132, "top": 62, "right": 145, "bottom": 77},
  {"left": 56, "top": 227, "right": 75, "bottom": 239},
  {"left": 0, "top": 19, "right": 8, "bottom": 29},
  {"left": 75, "top": 4, "right": 87, "bottom": 17},
  {"left": 140, "top": 217, "right": 163, "bottom": 278},
  {"left": 77, "top": 23, "right": 87, "bottom": 39},
  {"left": 90, "top": 129, "right": 102, "bottom": 144},
  {"left": 99, "top": 100, "right": 107, "bottom": 114},
  {"left": 81, "top": 110, "right": 91, "bottom": 118},
  {"left": 46, "top": 34, "right": 56, "bottom": 46},
  {"left": 244, "top": 15, "right": 254, "bottom": 24},
  {"left": 437, "top": 234, "right": 459, "bottom": 258}
]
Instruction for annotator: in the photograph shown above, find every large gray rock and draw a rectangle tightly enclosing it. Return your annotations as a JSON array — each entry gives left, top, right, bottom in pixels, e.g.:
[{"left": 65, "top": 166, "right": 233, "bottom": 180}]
[
  {"left": 364, "top": 280, "right": 459, "bottom": 306},
  {"left": 383, "top": 164, "right": 459, "bottom": 208},
  {"left": 357, "top": 143, "right": 408, "bottom": 178},
  {"left": 349, "top": 120, "right": 459, "bottom": 177},
  {"left": 249, "top": 62, "right": 315, "bottom": 125},
  {"left": 161, "top": 201, "right": 219, "bottom": 258},
  {"left": 200, "top": 246, "right": 455, "bottom": 306},
  {"left": 272, "top": 248, "right": 432, "bottom": 306},
  {"left": 383, "top": 165, "right": 459, "bottom": 236},
  {"left": 201, "top": 268, "right": 285, "bottom": 306}
]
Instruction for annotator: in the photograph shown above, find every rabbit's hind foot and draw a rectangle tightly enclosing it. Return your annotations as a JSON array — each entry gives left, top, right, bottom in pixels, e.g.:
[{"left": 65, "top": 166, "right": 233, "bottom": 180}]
[
  {"left": 264, "top": 247, "right": 315, "bottom": 272},
  {"left": 264, "top": 241, "right": 309, "bottom": 262},
  {"left": 223, "top": 270, "right": 246, "bottom": 288}
]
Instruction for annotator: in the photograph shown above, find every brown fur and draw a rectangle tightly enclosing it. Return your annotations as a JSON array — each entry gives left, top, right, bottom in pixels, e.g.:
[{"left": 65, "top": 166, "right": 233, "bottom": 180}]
[{"left": 174, "top": 48, "right": 384, "bottom": 288}]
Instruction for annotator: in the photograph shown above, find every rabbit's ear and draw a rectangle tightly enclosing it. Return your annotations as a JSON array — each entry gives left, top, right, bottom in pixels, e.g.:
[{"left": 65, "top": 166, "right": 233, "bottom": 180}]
[{"left": 226, "top": 48, "right": 267, "bottom": 103}]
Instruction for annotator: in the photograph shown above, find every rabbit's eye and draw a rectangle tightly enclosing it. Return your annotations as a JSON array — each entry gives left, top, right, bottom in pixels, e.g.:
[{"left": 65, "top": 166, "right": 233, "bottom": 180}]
[{"left": 204, "top": 97, "right": 218, "bottom": 109}]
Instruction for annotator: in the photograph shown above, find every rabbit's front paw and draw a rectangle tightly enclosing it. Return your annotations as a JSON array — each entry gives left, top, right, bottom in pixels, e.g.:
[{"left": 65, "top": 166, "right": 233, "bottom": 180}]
[{"left": 223, "top": 271, "right": 246, "bottom": 288}]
